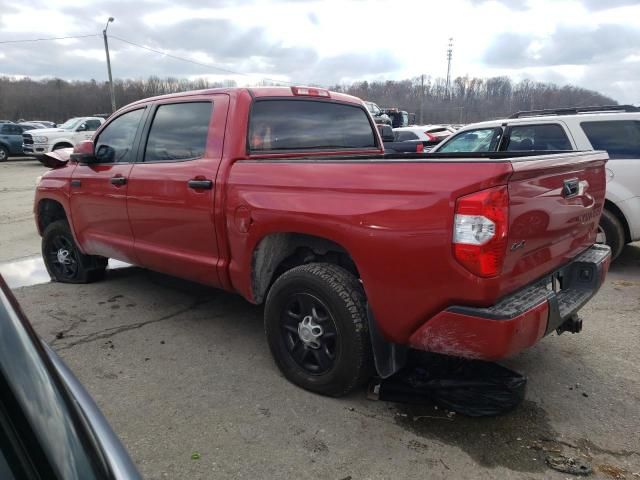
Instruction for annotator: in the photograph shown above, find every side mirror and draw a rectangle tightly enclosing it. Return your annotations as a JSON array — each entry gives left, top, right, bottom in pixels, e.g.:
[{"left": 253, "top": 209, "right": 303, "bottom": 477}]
[
  {"left": 70, "top": 140, "right": 98, "bottom": 164},
  {"left": 377, "top": 124, "right": 394, "bottom": 143},
  {"left": 76, "top": 123, "right": 87, "bottom": 132}
]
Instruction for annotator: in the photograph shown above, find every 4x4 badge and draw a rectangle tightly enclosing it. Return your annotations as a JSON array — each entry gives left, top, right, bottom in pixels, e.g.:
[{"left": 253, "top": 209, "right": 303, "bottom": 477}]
[{"left": 511, "top": 240, "right": 526, "bottom": 251}]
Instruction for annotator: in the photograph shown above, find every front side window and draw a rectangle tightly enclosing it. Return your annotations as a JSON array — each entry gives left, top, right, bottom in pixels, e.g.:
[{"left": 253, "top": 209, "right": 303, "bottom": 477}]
[
  {"left": 249, "top": 100, "right": 376, "bottom": 152},
  {"left": 144, "top": 102, "right": 211, "bottom": 162},
  {"left": 1, "top": 125, "right": 21, "bottom": 135},
  {"left": 82, "top": 120, "right": 102, "bottom": 132},
  {"left": 581, "top": 120, "right": 640, "bottom": 159},
  {"left": 437, "top": 127, "right": 502, "bottom": 153},
  {"left": 505, "top": 124, "right": 571, "bottom": 151},
  {"left": 94, "top": 109, "right": 144, "bottom": 163}
]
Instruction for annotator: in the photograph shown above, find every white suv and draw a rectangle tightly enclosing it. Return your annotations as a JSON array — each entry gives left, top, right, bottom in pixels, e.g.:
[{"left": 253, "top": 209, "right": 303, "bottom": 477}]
[
  {"left": 22, "top": 116, "right": 105, "bottom": 163},
  {"left": 431, "top": 105, "right": 640, "bottom": 260}
]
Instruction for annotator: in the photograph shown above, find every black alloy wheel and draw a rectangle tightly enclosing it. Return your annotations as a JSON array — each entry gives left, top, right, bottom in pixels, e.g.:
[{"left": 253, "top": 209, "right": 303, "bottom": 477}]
[
  {"left": 280, "top": 292, "right": 338, "bottom": 375},
  {"left": 42, "top": 220, "right": 107, "bottom": 283},
  {"left": 264, "top": 263, "right": 373, "bottom": 397},
  {"left": 46, "top": 234, "right": 80, "bottom": 280}
]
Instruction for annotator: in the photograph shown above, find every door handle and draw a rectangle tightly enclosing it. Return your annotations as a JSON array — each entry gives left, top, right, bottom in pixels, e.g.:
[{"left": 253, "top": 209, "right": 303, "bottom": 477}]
[
  {"left": 110, "top": 176, "right": 127, "bottom": 186},
  {"left": 188, "top": 179, "right": 213, "bottom": 190}
]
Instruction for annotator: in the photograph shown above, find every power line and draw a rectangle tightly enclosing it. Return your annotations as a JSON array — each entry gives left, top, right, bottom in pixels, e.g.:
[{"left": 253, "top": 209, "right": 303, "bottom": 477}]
[
  {"left": 0, "top": 31, "right": 303, "bottom": 86},
  {"left": 0, "top": 34, "right": 98, "bottom": 44},
  {"left": 110, "top": 34, "right": 298, "bottom": 86}
]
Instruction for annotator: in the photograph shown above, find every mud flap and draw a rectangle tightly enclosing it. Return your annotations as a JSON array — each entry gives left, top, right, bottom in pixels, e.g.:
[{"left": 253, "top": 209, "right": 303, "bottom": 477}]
[{"left": 367, "top": 305, "right": 407, "bottom": 379}]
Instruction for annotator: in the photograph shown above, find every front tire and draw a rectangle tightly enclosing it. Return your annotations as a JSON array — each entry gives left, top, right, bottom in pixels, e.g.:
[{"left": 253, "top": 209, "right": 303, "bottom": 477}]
[
  {"left": 264, "top": 263, "right": 373, "bottom": 397},
  {"left": 42, "top": 220, "right": 107, "bottom": 283},
  {"left": 597, "top": 209, "right": 625, "bottom": 260},
  {"left": 0, "top": 146, "right": 8, "bottom": 162}
]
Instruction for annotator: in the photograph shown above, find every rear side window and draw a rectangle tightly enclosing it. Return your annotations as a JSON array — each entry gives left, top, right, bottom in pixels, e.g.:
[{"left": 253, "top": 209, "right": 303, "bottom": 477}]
[
  {"left": 145, "top": 102, "right": 212, "bottom": 162},
  {"left": 394, "top": 131, "right": 419, "bottom": 141},
  {"left": 505, "top": 124, "right": 571, "bottom": 151},
  {"left": 249, "top": 100, "right": 376, "bottom": 152},
  {"left": 438, "top": 127, "right": 501, "bottom": 153},
  {"left": 581, "top": 121, "right": 640, "bottom": 159}
]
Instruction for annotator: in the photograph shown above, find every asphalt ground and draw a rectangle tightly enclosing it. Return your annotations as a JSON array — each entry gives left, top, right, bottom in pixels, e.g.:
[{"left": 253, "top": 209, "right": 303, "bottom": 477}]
[{"left": 1, "top": 158, "right": 639, "bottom": 479}]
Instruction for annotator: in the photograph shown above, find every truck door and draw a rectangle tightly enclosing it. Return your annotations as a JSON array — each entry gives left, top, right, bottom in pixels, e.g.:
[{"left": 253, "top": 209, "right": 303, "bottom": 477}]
[
  {"left": 69, "top": 108, "right": 147, "bottom": 263},
  {"left": 126, "top": 95, "right": 229, "bottom": 287}
]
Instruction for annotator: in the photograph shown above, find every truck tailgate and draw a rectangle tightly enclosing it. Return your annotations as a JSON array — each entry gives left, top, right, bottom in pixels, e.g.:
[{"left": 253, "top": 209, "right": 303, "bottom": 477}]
[{"left": 502, "top": 151, "right": 608, "bottom": 293}]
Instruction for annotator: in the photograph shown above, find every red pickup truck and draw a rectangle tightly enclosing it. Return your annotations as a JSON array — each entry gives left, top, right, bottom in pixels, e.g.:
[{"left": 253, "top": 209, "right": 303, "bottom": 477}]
[{"left": 35, "top": 86, "right": 611, "bottom": 396}]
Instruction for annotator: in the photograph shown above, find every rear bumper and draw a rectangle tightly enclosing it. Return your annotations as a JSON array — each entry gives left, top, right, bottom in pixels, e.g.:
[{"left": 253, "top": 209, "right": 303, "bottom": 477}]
[{"left": 408, "top": 244, "right": 611, "bottom": 360}]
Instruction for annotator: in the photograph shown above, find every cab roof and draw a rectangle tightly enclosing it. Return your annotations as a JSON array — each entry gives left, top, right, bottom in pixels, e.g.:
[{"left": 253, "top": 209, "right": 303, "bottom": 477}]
[{"left": 127, "top": 87, "right": 364, "bottom": 108}]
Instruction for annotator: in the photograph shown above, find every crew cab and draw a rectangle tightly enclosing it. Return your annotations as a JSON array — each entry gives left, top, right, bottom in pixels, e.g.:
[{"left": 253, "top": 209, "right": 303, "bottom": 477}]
[
  {"left": 430, "top": 105, "right": 640, "bottom": 260},
  {"left": 23, "top": 116, "right": 104, "bottom": 163},
  {"left": 34, "top": 87, "right": 611, "bottom": 396}
]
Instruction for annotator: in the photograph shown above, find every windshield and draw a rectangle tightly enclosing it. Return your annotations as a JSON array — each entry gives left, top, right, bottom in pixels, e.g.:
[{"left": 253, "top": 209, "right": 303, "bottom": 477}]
[
  {"left": 58, "top": 118, "right": 83, "bottom": 130},
  {"left": 365, "top": 102, "right": 381, "bottom": 115},
  {"left": 437, "top": 127, "right": 502, "bottom": 153}
]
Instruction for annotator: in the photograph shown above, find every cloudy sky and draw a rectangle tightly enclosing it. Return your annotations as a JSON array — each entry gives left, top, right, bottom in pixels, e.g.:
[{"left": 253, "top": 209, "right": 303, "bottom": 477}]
[{"left": 1, "top": 0, "right": 639, "bottom": 103}]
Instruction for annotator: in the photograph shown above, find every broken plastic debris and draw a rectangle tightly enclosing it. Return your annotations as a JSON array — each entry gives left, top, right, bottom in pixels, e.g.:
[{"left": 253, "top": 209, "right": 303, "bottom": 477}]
[
  {"left": 545, "top": 453, "right": 592, "bottom": 476},
  {"left": 371, "top": 352, "right": 526, "bottom": 417}
]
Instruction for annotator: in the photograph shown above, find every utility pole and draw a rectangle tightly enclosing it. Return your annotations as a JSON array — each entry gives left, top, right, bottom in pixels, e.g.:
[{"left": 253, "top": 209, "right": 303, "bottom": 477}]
[
  {"left": 103, "top": 17, "right": 116, "bottom": 113},
  {"left": 445, "top": 37, "right": 453, "bottom": 100},
  {"left": 419, "top": 74, "right": 425, "bottom": 124}
]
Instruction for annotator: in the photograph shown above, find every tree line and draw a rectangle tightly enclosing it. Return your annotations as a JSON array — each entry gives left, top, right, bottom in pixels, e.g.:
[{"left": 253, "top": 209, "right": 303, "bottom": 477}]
[
  {"left": 333, "top": 76, "right": 617, "bottom": 123},
  {"left": 0, "top": 75, "right": 616, "bottom": 124}
]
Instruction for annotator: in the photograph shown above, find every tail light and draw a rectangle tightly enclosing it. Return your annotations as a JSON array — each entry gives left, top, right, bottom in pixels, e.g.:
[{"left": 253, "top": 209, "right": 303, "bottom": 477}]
[
  {"left": 453, "top": 186, "right": 509, "bottom": 277},
  {"left": 424, "top": 132, "right": 438, "bottom": 142},
  {"left": 291, "top": 86, "right": 330, "bottom": 98},
  {"left": 416, "top": 143, "right": 424, "bottom": 153}
]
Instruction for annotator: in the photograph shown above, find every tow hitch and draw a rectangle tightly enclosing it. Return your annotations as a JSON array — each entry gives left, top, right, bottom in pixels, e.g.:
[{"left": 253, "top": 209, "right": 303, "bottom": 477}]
[{"left": 556, "top": 314, "right": 583, "bottom": 335}]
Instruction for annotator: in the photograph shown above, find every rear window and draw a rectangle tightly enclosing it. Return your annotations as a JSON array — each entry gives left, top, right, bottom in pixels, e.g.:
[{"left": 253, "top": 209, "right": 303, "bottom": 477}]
[
  {"left": 505, "top": 124, "right": 571, "bottom": 151},
  {"left": 249, "top": 100, "right": 376, "bottom": 152},
  {"left": 581, "top": 120, "right": 640, "bottom": 159}
]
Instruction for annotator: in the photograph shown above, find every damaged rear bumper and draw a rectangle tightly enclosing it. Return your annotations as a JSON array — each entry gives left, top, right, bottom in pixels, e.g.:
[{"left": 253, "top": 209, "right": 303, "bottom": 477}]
[{"left": 408, "top": 244, "right": 611, "bottom": 360}]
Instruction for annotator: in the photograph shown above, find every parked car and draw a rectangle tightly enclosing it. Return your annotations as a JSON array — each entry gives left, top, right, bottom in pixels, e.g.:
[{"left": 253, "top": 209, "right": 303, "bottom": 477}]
[
  {"left": 378, "top": 125, "right": 427, "bottom": 153},
  {"left": 430, "top": 105, "right": 640, "bottom": 260},
  {"left": 18, "top": 121, "right": 47, "bottom": 130},
  {"left": 0, "top": 120, "right": 14, "bottom": 124},
  {"left": 393, "top": 125, "right": 455, "bottom": 145},
  {"left": 34, "top": 86, "right": 610, "bottom": 396},
  {"left": 0, "top": 275, "right": 141, "bottom": 479},
  {"left": 364, "top": 101, "right": 391, "bottom": 125},
  {"left": 28, "top": 120, "right": 57, "bottom": 128},
  {"left": 0, "top": 123, "right": 27, "bottom": 161},
  {"left": 22, "top": 116, "right": 105, "bottom": 163}
]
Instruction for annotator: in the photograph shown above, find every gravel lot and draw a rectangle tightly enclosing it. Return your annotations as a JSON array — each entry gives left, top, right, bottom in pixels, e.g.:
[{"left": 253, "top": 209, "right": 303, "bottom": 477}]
[{"left": 1, "top": 158, "right": 639, "bottom": 479}]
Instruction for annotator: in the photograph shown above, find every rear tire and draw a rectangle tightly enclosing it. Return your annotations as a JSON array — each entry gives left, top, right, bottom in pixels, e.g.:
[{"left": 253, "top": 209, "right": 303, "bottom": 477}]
[
  {"left": 264, "top": 263, "right": 373, "bottom": 397},
  {"left": 42, "top": 220, "right": 107, "bottom": 283},
  {"left": 598, "top": 209, "right": 625, "bottom": 261},
  {"left": 0, "top": 146, "right": 8, "bottom": 162}
]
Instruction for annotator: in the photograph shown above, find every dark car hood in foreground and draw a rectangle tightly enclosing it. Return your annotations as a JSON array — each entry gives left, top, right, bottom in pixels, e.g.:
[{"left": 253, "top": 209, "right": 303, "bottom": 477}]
[{"left": 0, "top": 276, "right": 141, "bottom": 480}]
